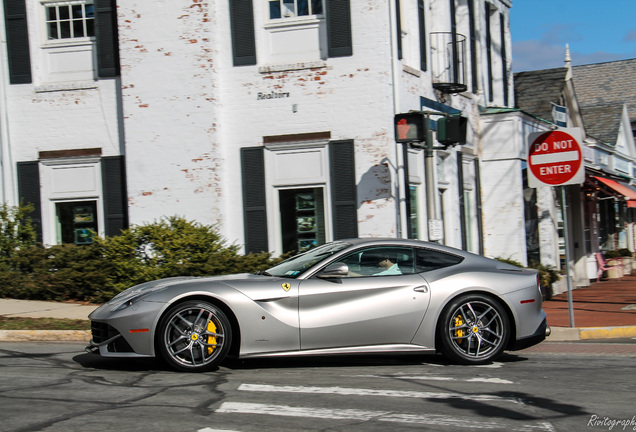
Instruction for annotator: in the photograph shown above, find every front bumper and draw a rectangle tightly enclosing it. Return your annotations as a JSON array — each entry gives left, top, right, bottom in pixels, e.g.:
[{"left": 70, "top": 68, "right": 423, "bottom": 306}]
[{"left": 85, "top": 299, "right": 167, "bottom": 358}]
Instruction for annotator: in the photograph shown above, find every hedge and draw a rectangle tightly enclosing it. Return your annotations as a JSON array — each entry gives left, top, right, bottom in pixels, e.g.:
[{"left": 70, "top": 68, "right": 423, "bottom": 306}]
[{"left": 0, "top": 209, "right": 280, "bottom": 303}]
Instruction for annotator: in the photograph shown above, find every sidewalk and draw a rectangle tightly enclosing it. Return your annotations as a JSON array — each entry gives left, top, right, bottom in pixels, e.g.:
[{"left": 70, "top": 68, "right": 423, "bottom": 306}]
[
  {"left": 0, "top": 274, "right": 635, "bottom": 342},
  {"left": 542, "top": 273, "right": 636, "bottom": 341},
  {"left": 0, "top": 299, "right": 97, "bottom": 342}
]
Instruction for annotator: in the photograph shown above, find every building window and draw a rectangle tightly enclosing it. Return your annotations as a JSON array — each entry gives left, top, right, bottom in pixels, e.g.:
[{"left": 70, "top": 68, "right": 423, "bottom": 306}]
[
  {"left": 269, "top": 0, "right": 323, "bottom": 19},
  {"left": 55, "top": 201, "right": 98, "bottom": 244},
  {"left": 279, "top": 188, "right": 326, "bottom": 253},
  {"left": 45, "top": 1, "right": 95, "bottom": 40},
  {"left": 410, "top": 185, "right": 419, "bottom": 239}
]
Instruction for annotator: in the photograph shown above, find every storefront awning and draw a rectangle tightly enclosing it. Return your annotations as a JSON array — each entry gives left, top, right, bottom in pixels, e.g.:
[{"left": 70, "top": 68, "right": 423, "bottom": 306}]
[{"left": 594, "top": 176, "right": 636, "bottom": 208}]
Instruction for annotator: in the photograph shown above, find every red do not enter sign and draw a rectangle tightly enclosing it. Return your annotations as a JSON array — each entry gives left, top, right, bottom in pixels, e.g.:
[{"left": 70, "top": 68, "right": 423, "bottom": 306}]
[{"left": 527, "top": 129, "right": 584, "bottom": 188}]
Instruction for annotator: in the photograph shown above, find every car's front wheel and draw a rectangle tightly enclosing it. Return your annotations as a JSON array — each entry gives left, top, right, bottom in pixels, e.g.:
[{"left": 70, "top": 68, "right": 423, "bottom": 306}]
[
  {"left": 438, "top": 294, "right": 509, "bottom": 365},
  {"left": 156, "top": 300, "right": 231, "bottom": 372}
]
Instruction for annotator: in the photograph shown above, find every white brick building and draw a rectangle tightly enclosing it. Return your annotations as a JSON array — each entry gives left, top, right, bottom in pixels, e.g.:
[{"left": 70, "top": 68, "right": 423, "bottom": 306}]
[{"left": 2, "top": 0, "right": 517, "bottom": 258}]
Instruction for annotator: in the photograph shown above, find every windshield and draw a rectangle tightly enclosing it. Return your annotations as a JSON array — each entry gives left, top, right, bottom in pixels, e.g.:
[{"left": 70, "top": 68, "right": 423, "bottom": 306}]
[{"left": 264, "top": 242, "right": 350, "bottom": 278}]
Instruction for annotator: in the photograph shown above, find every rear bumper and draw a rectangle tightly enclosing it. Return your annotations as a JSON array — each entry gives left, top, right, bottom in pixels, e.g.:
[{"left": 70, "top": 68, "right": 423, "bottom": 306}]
[{"left": 509, "top": 316, "right": 550, "bottom": 351}]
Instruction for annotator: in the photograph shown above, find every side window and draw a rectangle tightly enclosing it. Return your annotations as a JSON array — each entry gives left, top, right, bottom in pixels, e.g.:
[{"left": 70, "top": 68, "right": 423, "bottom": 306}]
[
  {"left": 336, "top": 247, "right": 415, "bottom": 277},
  {"left": 268, "top": 0, "right": 323, "bottom": 19},
  {"left": 44, "top": 1, "right": 95, "bottom": 40},
  {"left": 415, "top": 248, "right": 464, "bottom": 272}
]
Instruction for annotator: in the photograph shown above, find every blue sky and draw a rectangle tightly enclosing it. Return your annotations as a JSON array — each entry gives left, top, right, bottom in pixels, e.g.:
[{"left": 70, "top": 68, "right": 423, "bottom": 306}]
[{"left": 510, "top": 0, "right": 636, "bottom": 72}]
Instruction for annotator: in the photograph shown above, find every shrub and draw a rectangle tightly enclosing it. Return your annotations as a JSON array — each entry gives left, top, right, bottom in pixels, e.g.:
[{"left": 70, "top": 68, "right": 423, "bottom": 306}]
[
  {"left": 0, "top": 202, "right": 36, "bottom": 262},
  {"left": 94, "top": 216, "right": 280, "bottom": 294},
  {"left": 0, "top": 216, "right": 282, "bottom": 303}
]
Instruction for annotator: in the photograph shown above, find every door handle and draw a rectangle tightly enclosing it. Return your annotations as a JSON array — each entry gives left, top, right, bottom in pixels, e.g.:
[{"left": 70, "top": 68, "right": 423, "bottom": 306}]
[{"left": 413, "top": 286, "right": 429, "bottom": 293}]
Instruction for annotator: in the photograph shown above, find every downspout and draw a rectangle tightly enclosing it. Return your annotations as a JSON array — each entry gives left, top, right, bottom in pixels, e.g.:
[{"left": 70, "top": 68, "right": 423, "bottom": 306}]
[
  {"left": 0, "top": 10, "right": 16, "bottom": 205},
  {"left": 389, "top": 0, "right": 406, "bottom": 238}
]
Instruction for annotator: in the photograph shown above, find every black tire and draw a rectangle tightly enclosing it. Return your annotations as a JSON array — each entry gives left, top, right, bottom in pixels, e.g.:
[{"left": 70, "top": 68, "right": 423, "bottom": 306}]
[
  {"left": 156, "top": 300, "right": 232, "bottom": 372},
  {"left": 438, "top": 294, "right": 509, "bottom": 365}
]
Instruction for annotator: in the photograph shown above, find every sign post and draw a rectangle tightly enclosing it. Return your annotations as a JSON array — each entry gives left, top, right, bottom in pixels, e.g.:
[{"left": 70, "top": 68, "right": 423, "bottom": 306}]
[{"left": 527, "top": 128, "right": 584, "bottom": 328}]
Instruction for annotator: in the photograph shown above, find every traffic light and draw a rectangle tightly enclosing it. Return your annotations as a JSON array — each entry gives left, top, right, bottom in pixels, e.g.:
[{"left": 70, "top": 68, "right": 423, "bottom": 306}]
[
  {"left": 437, "top": 115, "right": 467, "bottom": 146},
  {"left": 394, "top": 113, "right": 425, "bottom": 143}
]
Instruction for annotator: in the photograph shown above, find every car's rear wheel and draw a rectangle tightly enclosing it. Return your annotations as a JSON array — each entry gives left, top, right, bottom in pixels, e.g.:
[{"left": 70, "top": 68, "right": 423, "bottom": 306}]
[
  {"left": 157, "top": 300, "right": 231, "bottom": 372},
  {"left": 439, "top": 294, "right": 509, "bottom": 365}
]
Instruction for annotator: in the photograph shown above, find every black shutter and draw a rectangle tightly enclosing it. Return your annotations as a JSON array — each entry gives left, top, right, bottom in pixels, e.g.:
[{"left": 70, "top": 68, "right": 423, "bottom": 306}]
[
  {"left": 329, "top": 140, "right": 358, "bottom": 239},
  {"left": 229, "top": 0, "right": 257, "bottom": 66},
  {"left": 326, "top": 0, "right": 352, "bottom": 58},
  {"left": 468, "top": 0, "right": 478, "bottom": 92},
  {"left": 500, "top": 13, "right": 509, "bottom": 106},
  {"left": 395, "top": 0, "right": 402, "bottom": 60},
  {"left": 241, "top": 147, "right": 268, "bottom": 253},
  {"left": 17, "top": 161, "right": 42, "bottom": 243},
  {"left": 95, "top": 0, "right": 120, "bottom": 77},
  {"left": 3, "top": 0, "right": 32, "bottom": 84},
  {"left": 485, "top": 2, "right": 494, "bottom": 102},
  {"left": 418, "top": 0, "right": 427, "bottom": 71},
  {"left": 101, "top": 156, "right": 128, "bottom": 236},
  {"left": 457, "top": 152, "right": 467, "bottom": 250}
]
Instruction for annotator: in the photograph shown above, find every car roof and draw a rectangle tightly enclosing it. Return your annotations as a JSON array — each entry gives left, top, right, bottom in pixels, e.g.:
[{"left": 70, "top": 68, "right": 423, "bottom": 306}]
[{"left": 340, "top": 238, "right": 472, "bottom": 258}]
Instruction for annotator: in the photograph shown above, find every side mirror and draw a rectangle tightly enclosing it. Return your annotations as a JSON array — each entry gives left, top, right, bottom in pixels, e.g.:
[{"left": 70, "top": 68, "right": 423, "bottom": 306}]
[{"left": 317, "top": 262, "right": 349, "bottom": 279}]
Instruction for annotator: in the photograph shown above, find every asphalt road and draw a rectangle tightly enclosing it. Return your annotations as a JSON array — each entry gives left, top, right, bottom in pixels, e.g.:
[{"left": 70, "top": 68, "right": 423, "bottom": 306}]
[{"left": 1, "top": 341, "right": 635, "bottom": 432}]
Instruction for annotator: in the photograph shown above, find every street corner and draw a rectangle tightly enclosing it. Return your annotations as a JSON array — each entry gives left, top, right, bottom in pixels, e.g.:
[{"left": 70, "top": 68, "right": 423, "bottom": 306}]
[{"left": 0, "top": 330, "right": 91, "bottom": 342}]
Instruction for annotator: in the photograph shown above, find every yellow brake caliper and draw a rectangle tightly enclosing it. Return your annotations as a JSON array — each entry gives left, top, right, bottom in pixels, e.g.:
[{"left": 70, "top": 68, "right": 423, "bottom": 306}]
[
  {"left": 454, "top": 314, "right": 464, "bottom": 339},
  {"left": 207, "top": 320, "right": 217, "bottom": 355}
]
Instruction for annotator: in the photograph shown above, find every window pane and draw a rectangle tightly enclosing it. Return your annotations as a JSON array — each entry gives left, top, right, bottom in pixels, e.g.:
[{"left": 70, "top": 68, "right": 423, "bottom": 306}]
[
  {"left": 415, "top": 248, "right": 464, "bottom": 272},
  {"left": 283, "top": 0, "right": 295, "bottom": 17},
  {"left": 48, "top": 22, "right": 59, "bottom": 39},
  {"left": 312, "top": 0, "right": 323, "bottom": 14},
  {"left": 56, "top": 201, "right": 98, "bottom": 245},
  {"left": 47, "top": 6, "right": 58, "bottom": 20},
  {"left": 72, "top": 4, "right": 83, "bottom": 18},
  {"left": 269, "top": 0, "right": 281, "bottom": 18},
  {"left": 59, "top": 5, "right": 70, "bottom": 20},
  {"left": 85, "top": 4, "right": 94, "bottom": 18},
  {"left": 73, "top": 19, "right": 85, "bottom": 37},
  {"left": 279, "top": 188, "right": 325, "bottom": 254},
  {"left": 86, "top": 18, "right": 94, "bottom": 37},
  {"left": 339, "top": 247, "right": 414, "bottom": 277},
  {"left": 298, "top": 0, "right": 309, "bottom": 15},
  {"left": 59, "top": 21, "right": 71, "bottom": 38}
]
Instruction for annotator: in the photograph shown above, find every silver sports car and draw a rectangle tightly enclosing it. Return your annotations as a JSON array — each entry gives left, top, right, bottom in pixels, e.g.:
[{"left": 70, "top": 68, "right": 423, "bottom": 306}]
[{"left": 87, "top": 238, "right": 549, "bottom": 371}]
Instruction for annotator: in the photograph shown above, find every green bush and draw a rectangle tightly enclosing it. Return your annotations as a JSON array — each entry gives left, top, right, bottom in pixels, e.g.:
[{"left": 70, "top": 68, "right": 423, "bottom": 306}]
[
  {"left": 94, "top": 216, "right": 279, "bottom": 295},
  {"left": 0, "top": 215, "right": 281, "bottom": 303},
  {"left": 0, "top": 243, "right": 113, "bottom": 302},
  {"left": 0, "top": 202, "right": 36, "bottom": 262}
]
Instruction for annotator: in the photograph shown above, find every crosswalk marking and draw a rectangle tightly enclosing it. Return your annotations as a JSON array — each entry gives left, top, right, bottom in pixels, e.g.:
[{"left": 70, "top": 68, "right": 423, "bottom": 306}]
[
  {"left": 352, "top": 373, "right": 514, "bottom": 384},
  {"left": 215, "top": 402, "right": 556, "bottom": 431},
  {"left": 237, "top": 383, "right": 522, "bottom": 404}
]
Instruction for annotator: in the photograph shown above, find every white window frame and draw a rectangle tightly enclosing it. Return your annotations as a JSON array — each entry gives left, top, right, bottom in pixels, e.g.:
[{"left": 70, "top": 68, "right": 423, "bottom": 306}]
[
  {"left": 42, "top": 0, "right": 95, "bottom": 43},
  {"left": 267, "top": 0, "right": 324, "bottom": 21},
  {"left": 39, "top": 157, "right": 104, "bottom": 246}
]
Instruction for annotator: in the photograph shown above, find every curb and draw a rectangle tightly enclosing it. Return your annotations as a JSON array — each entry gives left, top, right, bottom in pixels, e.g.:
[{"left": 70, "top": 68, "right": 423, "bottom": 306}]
[
  {"left": 2, "top": 326, "right": 636, "bottom": 343},
  {"left": 548, "top": 325, "right": 636, "bottom": 341},
  {"left": 0, "top": 330, "right": 91, "bottom": 342}
]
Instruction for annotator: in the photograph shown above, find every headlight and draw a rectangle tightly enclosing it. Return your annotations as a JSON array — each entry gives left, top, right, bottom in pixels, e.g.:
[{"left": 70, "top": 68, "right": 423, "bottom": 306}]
[{"left": 110, "top": 282, "right": 169, "bottom": 312}]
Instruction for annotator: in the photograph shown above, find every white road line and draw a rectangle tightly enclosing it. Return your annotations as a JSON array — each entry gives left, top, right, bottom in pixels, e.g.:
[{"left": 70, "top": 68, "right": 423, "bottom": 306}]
[
  {"left": 216, "top": 402, "right": 556, "bottom": 431},
  {"left": 353, "top": 374, "right": 514, "bottom": 384},
  {"left": 198, "top": 429, "right": 241, "bottom": 432},
  {"left": 238, "top": 383, "right": 522, "bottom": 404}
]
